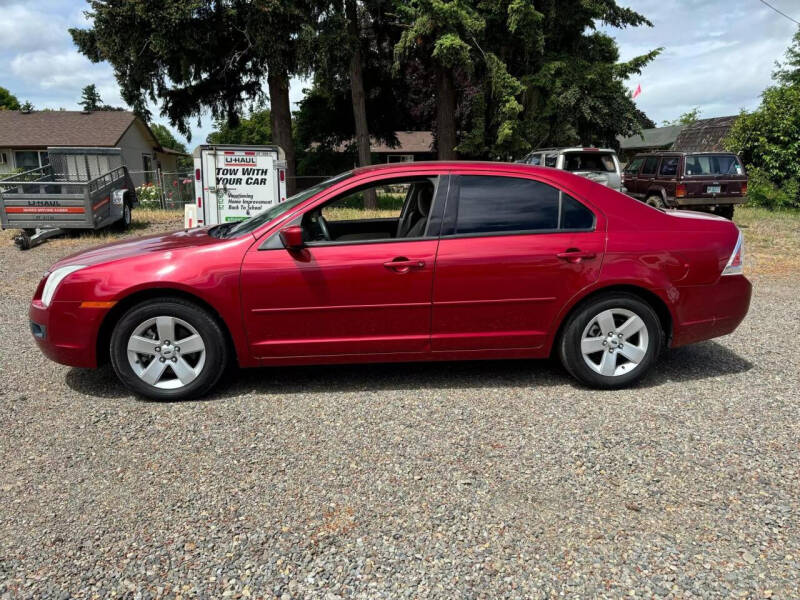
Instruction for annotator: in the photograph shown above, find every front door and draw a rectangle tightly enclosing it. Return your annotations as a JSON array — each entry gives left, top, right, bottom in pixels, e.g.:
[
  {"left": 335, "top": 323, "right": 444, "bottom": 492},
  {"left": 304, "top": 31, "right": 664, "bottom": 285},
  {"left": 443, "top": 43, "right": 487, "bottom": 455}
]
[
  {"left": 431, "top": 174, "right": 604, "bottom": 352},
  {"left": 240, "top": 175, "right": 444, "bottom": 360}
]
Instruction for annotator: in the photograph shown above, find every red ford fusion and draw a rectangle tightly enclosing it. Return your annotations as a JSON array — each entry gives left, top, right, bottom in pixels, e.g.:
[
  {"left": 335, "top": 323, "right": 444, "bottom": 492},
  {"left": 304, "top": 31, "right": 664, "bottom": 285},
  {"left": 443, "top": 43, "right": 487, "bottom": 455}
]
[{"left": 29, "top": 162, "right": 751, "bottom": 400}]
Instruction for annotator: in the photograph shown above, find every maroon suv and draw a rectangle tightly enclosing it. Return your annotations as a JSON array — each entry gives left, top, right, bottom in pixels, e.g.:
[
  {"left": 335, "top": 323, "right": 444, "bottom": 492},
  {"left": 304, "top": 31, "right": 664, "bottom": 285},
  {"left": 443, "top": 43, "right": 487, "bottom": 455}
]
[{"left": 623, "top": 152, "right": 747, "bottom": 219}]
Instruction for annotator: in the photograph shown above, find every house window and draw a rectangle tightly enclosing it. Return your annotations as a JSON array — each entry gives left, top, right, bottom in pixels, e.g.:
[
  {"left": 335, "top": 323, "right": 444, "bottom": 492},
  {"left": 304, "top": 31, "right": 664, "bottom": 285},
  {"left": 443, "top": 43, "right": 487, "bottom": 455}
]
[
  {"left": 0, "top": 152, "right": 7, "bottom": 165},
  {"left": 387, "top": 154, "right": 414, "bottom": 163},
  {"left": 13, "top": 151, "right": 48, "bottom": 170},
  {"left": 142, "top": 154, "right": 154, "bottom": 183}
]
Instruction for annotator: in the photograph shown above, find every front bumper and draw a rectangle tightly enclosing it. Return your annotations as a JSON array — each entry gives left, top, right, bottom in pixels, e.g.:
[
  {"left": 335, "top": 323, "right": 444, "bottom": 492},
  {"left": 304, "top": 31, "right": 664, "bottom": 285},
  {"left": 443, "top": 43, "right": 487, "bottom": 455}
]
[{"left": 29, "top": 299, "right": 108, "bottom": 368}]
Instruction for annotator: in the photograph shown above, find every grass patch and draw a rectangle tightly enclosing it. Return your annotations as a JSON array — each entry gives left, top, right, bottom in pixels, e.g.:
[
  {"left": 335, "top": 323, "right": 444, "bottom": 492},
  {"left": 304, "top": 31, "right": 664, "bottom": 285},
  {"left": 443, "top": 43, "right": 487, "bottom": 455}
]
[{"left": 734, "top": 205, "right": 800, "bottom": 277}]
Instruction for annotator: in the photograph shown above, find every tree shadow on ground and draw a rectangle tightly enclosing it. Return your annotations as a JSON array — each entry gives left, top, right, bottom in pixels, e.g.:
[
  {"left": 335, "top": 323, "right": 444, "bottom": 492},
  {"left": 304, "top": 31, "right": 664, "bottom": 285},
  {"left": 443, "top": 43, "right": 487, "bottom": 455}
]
[{"left": 65, "top": 340, "right": 753, "bottom": 402}]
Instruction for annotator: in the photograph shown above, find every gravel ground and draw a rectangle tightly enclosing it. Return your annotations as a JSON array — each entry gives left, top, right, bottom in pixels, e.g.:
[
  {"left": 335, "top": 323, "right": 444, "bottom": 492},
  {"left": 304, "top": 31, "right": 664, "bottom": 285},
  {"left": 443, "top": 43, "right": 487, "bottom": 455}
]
[{"left": 1, "top": 221, "right": 799, "bottom": 599}]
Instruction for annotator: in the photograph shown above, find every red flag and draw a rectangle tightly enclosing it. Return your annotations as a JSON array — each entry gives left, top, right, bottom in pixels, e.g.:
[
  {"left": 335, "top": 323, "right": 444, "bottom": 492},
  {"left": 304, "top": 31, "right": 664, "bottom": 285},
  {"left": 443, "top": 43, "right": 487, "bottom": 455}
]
[{"left": 632, "top": 84, "right": 642, "bottom": 99}]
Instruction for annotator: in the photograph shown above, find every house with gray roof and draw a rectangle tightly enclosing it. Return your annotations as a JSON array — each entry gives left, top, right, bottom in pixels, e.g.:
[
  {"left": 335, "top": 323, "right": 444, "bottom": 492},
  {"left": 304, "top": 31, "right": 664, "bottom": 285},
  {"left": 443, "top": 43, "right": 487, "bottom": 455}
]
[{"left": 0, "top": 110, "right": 186, "bottom": 186}]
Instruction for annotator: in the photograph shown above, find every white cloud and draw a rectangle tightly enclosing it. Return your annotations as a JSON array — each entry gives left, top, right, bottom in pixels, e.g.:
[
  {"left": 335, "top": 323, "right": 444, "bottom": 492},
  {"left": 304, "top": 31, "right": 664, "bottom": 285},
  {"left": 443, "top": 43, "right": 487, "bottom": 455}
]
[{"left": 0, "top": 4, "right": 70, "bottom": 52}]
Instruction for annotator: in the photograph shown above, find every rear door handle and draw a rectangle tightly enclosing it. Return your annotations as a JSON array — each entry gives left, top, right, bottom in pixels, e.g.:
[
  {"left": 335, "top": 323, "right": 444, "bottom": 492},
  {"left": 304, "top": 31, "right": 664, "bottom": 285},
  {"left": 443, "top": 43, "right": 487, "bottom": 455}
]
[
  {"left": 383, "top": 258, "right": 426, "bottom": 273},
  {"left": 557, "top": 249, "right": 597, "bottom": 263}
]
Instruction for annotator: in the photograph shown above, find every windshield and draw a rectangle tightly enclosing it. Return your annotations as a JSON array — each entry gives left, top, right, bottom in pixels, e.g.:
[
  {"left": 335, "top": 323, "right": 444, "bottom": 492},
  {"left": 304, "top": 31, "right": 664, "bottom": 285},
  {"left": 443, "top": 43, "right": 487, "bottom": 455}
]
[
  {"left": 218, "top": 171, "right": 352, "bottom": 238},
  {"left": 563, "top": 152, "right": 617, "bottom": 173},
  {"left": 684, "top": 155, "right": 743, "bottom": 176}
]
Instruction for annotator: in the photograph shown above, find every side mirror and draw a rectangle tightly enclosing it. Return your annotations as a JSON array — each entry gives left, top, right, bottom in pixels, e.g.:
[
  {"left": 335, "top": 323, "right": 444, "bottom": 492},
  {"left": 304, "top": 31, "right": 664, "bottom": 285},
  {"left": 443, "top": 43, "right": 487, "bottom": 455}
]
[{"left": 279, "top": 225, "right": 304, "bottom": 249}]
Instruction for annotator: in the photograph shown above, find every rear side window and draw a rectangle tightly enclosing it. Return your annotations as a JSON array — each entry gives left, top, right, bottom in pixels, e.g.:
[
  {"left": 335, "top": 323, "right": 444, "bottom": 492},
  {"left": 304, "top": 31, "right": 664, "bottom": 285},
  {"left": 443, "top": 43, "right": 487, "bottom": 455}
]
[
  {"left": 685, "top": 154, "right": 743, "bottom": 176},
  {"left": 641, "top": 156, "right": 659, "bottom": 175},
  {"left": 453, "top": 176, "right": 594, "bottom": 235},
  {"left": 544, "top": 153, "right": 558, "bottom": 168},
  {"left": 563, "top": 152, "right": 616, "bottom": 173},
  {"left": 526, "top": 153, "right": 542, "bottom": 166},
  {"left": 624, "top": 158, "right": 644, "bottom": 174},
  {"left": 659, "top": 157, "right": 679, "bottom": 176}
]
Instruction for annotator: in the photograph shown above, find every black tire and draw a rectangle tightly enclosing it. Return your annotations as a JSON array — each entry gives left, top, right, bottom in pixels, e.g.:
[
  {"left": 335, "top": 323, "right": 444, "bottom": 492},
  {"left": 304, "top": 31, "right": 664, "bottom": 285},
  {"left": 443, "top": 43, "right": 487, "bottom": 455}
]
[
  {"left": 558, "top": 293, "right": 663, "bottom": 389},
  {"left": 113, "top": 202, "right": 132, "bottom": 231},
  {"left": 109, "top": 298, "right": 229, "bottom": 400},
  {"left": 645, "top": 194, "right": 665, "bottom": 209},
  {"left": 716, "top": 205, "right": 734, "bottom": 220}
]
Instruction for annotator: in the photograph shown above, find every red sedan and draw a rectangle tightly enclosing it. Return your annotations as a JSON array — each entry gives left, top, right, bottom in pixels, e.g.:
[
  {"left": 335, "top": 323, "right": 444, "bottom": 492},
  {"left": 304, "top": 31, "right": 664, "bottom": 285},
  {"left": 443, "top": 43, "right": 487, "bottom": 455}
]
[{"left": 29, "top": 162, "right": 751, "bottom": 400}]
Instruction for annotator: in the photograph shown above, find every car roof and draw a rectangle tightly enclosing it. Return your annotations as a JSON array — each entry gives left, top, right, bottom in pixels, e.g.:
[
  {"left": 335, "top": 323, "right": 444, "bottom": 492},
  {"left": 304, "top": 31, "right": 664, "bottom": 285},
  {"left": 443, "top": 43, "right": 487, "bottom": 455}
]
[
  {"left": 351, "top": 160, "right": 541, "bottom": 176},
  {"left": 528, "top": 147, "right": 616, "bottom": 153}
]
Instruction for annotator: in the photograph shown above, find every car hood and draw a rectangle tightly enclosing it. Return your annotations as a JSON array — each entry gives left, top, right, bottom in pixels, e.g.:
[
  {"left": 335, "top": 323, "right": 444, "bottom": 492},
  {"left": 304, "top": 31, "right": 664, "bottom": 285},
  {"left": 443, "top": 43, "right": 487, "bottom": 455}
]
[{"left": 51, "top": 228, "right": 242, "bottom": 270}]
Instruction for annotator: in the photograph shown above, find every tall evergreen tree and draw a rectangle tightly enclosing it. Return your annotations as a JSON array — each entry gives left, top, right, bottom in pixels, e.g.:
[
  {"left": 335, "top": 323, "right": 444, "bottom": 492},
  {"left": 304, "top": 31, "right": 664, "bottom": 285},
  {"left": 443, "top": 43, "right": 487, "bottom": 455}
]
[{"left": 79, "top": 84, "right": 103, "bottom": 111}]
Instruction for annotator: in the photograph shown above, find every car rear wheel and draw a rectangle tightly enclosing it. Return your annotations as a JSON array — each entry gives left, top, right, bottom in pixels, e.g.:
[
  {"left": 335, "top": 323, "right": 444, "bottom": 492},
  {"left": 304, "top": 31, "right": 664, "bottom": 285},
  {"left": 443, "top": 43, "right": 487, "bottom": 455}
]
[
  {"left": 558, "top": 293, "right": 662, "bottom": 389},
  {"left": 645, "top": 194, "right": 665, "bottom": 209},
  {"left": 109, "top": 299, "right": 228, "bottom": 400}
]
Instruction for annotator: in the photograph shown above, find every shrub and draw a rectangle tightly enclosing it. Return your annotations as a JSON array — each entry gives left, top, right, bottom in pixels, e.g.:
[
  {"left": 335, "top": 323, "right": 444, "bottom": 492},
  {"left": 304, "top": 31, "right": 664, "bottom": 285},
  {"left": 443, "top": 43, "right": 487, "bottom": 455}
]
[
  {"left": 135, "top": 182, "right": 163, "bottom": 208},
  {"left": 745, "top": 167, "right": 800, "bottom": 210}
]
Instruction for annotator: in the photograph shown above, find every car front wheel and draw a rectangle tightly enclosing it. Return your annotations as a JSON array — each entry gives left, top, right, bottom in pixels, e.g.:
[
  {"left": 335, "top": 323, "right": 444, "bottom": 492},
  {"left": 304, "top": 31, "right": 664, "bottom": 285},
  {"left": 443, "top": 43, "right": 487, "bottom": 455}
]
[
  {"left": 109, "top": 298, "right": 228, "bottom": 400},
  {"left": 558, "top": 293, "right": 663, "bottom": 389}
]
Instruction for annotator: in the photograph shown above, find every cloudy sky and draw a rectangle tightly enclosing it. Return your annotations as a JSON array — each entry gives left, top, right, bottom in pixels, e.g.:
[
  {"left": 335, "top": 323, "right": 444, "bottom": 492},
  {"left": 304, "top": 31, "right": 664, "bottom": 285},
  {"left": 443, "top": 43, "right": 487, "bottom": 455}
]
[{"left": 1, "top": 0, "right": 797, "bottom": 147}]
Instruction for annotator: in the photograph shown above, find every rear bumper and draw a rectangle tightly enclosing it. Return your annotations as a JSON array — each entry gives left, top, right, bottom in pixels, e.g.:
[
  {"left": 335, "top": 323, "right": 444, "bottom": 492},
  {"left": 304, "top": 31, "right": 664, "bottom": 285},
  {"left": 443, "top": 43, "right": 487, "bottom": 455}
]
[
  {"left": 674, "top": 196, "right": 748, "bottom": 207},
  {"left": 29, "top": 300, "right": 106, "bottom": 368},
  {"left": 671, "top": 275, "right": 752, "bottom": 347}
]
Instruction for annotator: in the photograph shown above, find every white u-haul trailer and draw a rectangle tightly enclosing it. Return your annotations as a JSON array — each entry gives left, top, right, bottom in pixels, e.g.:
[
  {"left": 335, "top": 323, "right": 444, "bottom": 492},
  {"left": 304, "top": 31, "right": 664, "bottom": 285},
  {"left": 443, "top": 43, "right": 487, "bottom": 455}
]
[{"left": 191, "top": 145, "right": 287, "bottom": 228}]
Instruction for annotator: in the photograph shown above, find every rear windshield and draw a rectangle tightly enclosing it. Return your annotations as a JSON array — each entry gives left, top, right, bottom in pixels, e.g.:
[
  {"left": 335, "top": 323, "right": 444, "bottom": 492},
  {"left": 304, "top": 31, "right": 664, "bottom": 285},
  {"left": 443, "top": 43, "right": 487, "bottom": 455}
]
[
  {"left": 684, "top": 154, "right": 743, "bottom": 176},
  {"left": 563, "top": 152, "right": 616, "bottom": 173}
]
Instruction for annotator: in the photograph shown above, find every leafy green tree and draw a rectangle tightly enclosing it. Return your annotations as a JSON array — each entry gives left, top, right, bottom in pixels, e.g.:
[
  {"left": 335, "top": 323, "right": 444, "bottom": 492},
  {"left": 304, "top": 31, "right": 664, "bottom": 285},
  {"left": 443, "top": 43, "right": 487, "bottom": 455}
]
[
  {"left": 206, "top": 109, "right": 273, "bottom": 145},
  {"left": 662, "top": 108, "right": 700, "bottom": 127},
  {"left": 79, "top": 84, "right": 103, "bottom": 111},
  {"left": 774, "top": 26, "right": 800, "bottom": 87},
  {"left": 70, "top": 0, "right": 307, "bottom": 194},
  {"left": 20, "top": 101, "right": 34, "bottom": 112},
  {"left": 394, "top": 0, "right": 660, "bottom": 160},
  {"left": 0, "top": 86, "right": 20, "bottom": 111},
  {"left": 150, "top": 123, "right": 187, "bottom": 153},
  {"left": 725, "top": 85, "right": 800, "bottom": 209}
]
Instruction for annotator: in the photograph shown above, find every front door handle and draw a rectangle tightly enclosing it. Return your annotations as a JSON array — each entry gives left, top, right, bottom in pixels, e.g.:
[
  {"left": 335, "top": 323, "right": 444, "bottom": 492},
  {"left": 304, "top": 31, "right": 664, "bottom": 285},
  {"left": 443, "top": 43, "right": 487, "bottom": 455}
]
[
  {"left": 557, "top": 249, "right": 597, "bottom": 264},
  {"left": 383, "top": 257, "right": 426, "bottom": 273}
]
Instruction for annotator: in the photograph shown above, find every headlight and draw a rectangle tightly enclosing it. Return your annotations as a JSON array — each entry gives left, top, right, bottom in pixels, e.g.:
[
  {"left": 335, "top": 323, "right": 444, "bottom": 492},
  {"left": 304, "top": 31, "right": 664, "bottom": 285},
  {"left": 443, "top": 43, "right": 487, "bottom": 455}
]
[{"left": 41, "top": 265, "right": 87, "bottom": 306}]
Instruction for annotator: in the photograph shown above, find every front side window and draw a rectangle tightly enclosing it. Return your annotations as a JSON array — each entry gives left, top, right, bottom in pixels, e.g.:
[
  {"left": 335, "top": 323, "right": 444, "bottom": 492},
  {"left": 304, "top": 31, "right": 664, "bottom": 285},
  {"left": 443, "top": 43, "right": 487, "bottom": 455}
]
[
  {"left": 304, "top": 177, "right": 439, "bottom": 244},
  {"left": 453, "top": 175, "right": 594, "bottom": 236},
  {"left": 685, "top": 154, "right": 743, "bottom": 176},
  {"left": 659, "top": 157, "right": 679, "bottom": 176}
]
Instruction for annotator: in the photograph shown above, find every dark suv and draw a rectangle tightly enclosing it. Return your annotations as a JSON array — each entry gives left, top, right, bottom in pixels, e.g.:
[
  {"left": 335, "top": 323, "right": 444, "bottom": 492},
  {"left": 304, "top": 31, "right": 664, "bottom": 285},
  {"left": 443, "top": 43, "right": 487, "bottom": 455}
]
[{"left": 623, "top": 152, "right": 747, "bottom": 219}]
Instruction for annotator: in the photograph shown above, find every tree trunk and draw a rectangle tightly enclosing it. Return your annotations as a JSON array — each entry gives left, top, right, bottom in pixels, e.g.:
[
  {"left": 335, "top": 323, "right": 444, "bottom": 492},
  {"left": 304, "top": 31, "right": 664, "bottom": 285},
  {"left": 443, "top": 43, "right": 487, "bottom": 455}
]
[
  {"left": 346, "top": 0, "right": 376, "bottom": 209},
  {"left": 436, "top": 68, "right": 458, "bottom": 160},
  {"left": 268, "top": 69, "right": 296, "bottom": 197}
]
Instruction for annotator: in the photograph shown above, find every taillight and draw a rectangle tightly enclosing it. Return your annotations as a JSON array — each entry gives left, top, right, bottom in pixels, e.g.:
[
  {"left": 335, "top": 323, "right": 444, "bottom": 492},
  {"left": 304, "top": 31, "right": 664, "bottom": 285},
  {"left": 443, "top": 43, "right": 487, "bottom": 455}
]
[
  {"left": 741, "top": 182, "right": 747, "bottom": 196},
  {"left": 197, "top": 196, "right": 202, "bottom": 208},
  {"left": 195, "top": 168, "right": 201, "bottom": 180},
  {"left": 676, "top": 183, "right": 686, "bottom": 198},
  {"left": 279, "top": 169, "right": 285, "bottom": 182},
  {"left": 722, "top": 231, "right": 744, "bottom": 276}
]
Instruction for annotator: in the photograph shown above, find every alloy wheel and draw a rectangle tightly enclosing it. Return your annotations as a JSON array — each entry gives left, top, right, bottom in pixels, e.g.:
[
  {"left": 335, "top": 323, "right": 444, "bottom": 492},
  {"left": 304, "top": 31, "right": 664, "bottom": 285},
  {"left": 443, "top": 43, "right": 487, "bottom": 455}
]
[
  {"left": 126, "top": 316, "right": 206, "bottom": 389},
  {"left": 580, "top": 308, "right": 649, "bottom": 377}
]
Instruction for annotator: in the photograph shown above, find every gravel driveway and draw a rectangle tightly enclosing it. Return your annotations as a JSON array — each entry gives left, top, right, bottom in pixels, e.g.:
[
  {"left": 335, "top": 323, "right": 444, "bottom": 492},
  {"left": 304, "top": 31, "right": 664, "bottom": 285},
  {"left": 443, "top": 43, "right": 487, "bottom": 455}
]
[{"left": 1, "top": 222, "right": 799, "bottom": 599}]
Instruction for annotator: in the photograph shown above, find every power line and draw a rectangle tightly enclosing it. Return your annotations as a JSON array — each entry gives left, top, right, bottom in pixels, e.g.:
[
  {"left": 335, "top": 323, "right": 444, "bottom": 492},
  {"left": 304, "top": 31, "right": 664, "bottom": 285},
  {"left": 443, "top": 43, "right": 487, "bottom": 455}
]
[{"left": 759, "top": 0, "right": 800, "bottom": 25}]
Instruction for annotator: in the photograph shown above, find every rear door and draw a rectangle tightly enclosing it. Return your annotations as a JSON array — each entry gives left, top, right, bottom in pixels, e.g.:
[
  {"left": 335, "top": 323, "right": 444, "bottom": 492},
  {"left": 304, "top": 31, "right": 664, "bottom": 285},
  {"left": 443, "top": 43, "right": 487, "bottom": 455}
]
[
  {"left": 655, "top": 155, "right": 680, "bottom": 201},
  {"left": 683, "top": 154, "right": 747, "bottom": 200},
  {"left": 431, "top": 173, "right": 604, "bottom": 352}
]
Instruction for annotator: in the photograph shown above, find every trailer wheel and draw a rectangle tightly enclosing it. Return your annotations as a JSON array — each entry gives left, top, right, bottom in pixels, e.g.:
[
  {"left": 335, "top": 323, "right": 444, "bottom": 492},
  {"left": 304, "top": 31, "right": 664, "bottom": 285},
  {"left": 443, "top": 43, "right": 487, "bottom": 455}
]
[{"left": 114, "top": 201, "right": 132, "bottom": 231}]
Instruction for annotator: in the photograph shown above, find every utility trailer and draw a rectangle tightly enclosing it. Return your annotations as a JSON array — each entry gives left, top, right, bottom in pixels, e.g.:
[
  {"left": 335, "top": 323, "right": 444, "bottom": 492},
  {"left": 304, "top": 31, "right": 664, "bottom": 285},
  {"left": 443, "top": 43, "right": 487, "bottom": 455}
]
[
  {"left": 0, "top": 147, "right": 137, "bottom": 249},
  {"left": 192, "top": 144, "right": 287, "bottom": 228}
]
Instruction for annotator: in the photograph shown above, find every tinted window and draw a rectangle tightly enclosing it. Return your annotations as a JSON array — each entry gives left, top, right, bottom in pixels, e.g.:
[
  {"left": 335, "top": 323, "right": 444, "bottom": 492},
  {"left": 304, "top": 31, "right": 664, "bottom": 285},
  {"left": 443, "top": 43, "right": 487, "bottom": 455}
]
[
  {"left": 641, "top": 157, "right": 659, "bottom": 175},
  {"left": 455, "top": 176, "right": 593, "bottom": 235},
  {"left": 685, "top": 154, "right": 743, "bottom": 176},
  {"left": 561, "top": 195, "right": 595, "bottom": 230},
  {"left": 624, "top": 158, "right": 644, "bottom": 174},
  {"left": 563, "top": 152, "right": 616, "bottom": 173},
  {"left": 544, "top": 153, "right": 557, "bottom": 167},
  {"left": 526, "top": 153, "right": 542, "bottom": 166},
  {"left": 659, "top": 157, "right": 679, "bottom": 176}
]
